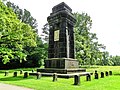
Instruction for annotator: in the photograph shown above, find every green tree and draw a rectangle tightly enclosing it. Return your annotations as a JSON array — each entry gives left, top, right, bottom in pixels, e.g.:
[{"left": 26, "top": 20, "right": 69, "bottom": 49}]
[
  {"left": 6, "top": 1, "right": 38, "bottom": 32},
  {"left": 4, "top": 1, "right": 47, "bottom": 68},
  {"left": 0, "top": 0, "right": 36, "bottom": 64},
  {"left": 110, "top": 55, "right": 120, "bottom": 66},
  {"left": 41, "top": 23, "right": 49, "bottom": 42},
  {"left": 22, "top": 37, "right": 48, "bottom": 67},
  {"left": 74, "top": 12, "right": 105, "bottom": 65},
  {"left": 101, "top": 51, "right": 109, "bottom": 65}
]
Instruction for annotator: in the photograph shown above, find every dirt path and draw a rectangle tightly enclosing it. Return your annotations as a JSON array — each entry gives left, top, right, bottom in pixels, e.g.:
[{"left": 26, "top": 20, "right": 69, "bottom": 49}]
[{"left": 0, "top": 83, "right": 34, "bottom": 90}]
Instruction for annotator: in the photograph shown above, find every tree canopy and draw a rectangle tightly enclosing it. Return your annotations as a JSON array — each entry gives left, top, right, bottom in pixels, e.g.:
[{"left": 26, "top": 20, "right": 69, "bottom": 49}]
[
  {"left": 6, "top": 1, "right": 38, "bottom": 33},
  {"left": 0, "top": 0, "right": 37, "bottom": 64}
]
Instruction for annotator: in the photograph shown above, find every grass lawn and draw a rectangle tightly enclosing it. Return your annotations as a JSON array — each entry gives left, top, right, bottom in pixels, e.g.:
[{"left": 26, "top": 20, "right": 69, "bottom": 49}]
[{"left": 0, "top": 66, "right": 120, "bottom": 90}]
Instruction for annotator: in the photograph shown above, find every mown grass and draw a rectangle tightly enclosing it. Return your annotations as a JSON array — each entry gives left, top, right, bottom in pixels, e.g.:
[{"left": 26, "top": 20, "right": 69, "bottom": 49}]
[{"left": 0, "top": 66, "right": 120, "bottom": 90}]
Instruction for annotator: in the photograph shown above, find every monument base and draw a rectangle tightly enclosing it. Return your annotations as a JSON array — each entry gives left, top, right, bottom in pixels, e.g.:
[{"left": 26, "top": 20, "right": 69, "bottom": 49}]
[
  {"left": 37, "top": 58, "right": 86, "bottom": 74},
  {"left": 44, "top": 58, "right": 79, "bottom": 69},
  {"left": 37, "top": 68, "right": 86, "bottom": 74}
]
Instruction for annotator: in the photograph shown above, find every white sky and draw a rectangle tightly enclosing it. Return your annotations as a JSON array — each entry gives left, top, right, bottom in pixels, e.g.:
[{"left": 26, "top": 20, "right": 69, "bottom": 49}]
[{"left": 8, "top": 0, "right": 120, "bottom": 56}]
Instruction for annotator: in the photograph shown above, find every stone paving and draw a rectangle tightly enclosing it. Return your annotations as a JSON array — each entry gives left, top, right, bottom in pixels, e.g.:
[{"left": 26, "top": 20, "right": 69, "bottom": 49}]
[{"left": 0, "top": 83, "right": 34, "bottom": 90}]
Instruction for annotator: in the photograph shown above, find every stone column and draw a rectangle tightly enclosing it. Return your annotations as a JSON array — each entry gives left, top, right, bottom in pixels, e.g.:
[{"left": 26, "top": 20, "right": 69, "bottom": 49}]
[
  {"left": 105, "top": 71, "right": 109, "bottom": 76},
  {"left": 100, "top": 72, "right": 104, "bottom": 78},
  {"left": 109, "top": 71, "right": 112, "bottom": 75},
  {"left": 74, "top": 75, "right": 80, "bottom": 85},
  {"left": 13, "top": 72, "right": 17, "bottom": 77},
  {"left": 94, "top": 70, "right": 98, "bottom": 79}
]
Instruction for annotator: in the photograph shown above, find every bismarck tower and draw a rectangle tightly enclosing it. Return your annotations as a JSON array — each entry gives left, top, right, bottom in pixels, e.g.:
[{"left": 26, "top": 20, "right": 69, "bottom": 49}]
[{"left": 37, "top": 2, "right": 86, "bottom": 74}]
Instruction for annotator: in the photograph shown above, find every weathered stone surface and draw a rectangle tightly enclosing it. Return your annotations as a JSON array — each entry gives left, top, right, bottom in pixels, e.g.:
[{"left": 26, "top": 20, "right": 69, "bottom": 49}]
[
  {"left": 94, "top": 70, "right": 98, "bottom": 79},
  {"left": 37, "top": 68, "right": 86, "bottom": 74},
  {"left": 101, "top": 72, "right": 104, "bottom": 78},
  {"left": 24, "top": 72, "right": 28, "bottom": 78},
  {"left": 45, "top": 58, "right": 79, "bottom": 69},
  {"left": 86, "top": 74, "right": 91, "bottom": 81},
  {"left": 20, "top": 70, "right": 23, "bottom": 74},
  {"left": 13, "top": 72, "right": 17, "bottom": 77},
  {"left": 37, "top": 2, "right": 86, "bottom": 74},
  {"left": 29, "top": 72, "right": 41, "bottom": 79},
  {"left": 53, "top": 73, "right": 57, "bottom": 82},
  {"left": 5, "top": 71, "right": 9, "bottom": 76},
  {"left": 47, "top": 2, "right": 76, "bottom": 60},
  {"left": 46, "top": 2, "right": 78, "bottom": 70},
  {"left": 74, "top": 74, "right": 80, "bottom": 85},
  {"left": 37, "top": 72, "right": 41, "bottom": 79},
  {"left": 105, "top": 71, "right": 109, "bottom": 76},
  {"left": 32, "top": 70, "right": 34, "bottom": 73},
  {"left": 109, "top": 71, "right": 112, "bottom": 75}
]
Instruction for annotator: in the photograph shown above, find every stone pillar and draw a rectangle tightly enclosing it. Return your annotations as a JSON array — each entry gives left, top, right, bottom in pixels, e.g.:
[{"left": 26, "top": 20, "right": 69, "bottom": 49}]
[
  {"left": 44, "top": 2, "right": 78, "bottom": 69},
  {"left": 105, "top": 71, "right": 109, "bottom": 76},
  {"left": 74, "top": 75, "right": 80, "bottom": 85},
  {"left": 37, "top": 72, "right": 41, "bottom": 79},
  {"left": 53, "top": 73, "right": 57, "bottom": 82},
  {"left": 24, "top": 72, "right": 28, "bottom": 78},
  {"left": 109, "top": 71, "right": 112, "bottom": 75},
  {"left": 20, "top": 70, "right": 23, "bottom": 74},
  {"left": 94, "top": 70, "right": 98, "bottom": 79},
  {"left": 32, "top": 70, "right": 34, "bottom": 73},
  {"left": 86, "top": 74, "right": 91, "bottom": 81},
  {"left": 13, "top": 72, "right": 17, "bottom": 77},
  {"left": 100, "top": 72, "right": 104, "bottom": 78},
  {"left": 5, "top": 71, "right": 9, "bottom": 76}
]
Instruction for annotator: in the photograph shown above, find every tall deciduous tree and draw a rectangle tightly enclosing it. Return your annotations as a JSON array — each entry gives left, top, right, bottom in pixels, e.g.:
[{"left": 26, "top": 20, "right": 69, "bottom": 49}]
[
  {"left": 3, "top": 0, "right": 48, "bottom": 68},
  {"left": 0, "top": 0, "right": 37, "bottom": 64},
  {"left": 6, "top": 1, "right": 38, "bottom": 33},
  {"left": 74, "top": 13, "right": 105, "bottom": 65},
  {"left": 41, "top": 23, "right": 49, "bottom": 42}
]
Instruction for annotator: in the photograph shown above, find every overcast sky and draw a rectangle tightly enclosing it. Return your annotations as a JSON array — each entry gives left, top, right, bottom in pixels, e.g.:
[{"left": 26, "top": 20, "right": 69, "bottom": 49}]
[{"left": 9, "top": 0, "right": 120, "bottom": 56}]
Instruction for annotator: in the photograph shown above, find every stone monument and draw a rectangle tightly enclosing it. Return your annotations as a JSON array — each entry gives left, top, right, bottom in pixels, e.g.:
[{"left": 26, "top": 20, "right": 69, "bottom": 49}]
[{"left": 37, "top": 2, "right": 86, "bottom": 74}]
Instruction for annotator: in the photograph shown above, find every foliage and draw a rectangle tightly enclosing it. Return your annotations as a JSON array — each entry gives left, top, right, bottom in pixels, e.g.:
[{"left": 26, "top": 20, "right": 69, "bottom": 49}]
[
  {"left": 96, "top": 53, "right": 120, "bottom": 66},
  {"left": 6, "top": 1, "right": 38, "bottom": 33},
  {"left": 0, "top": 0, "right": 37, "bottom": 64},
  {"left": 0, "top": 0, "right": 47, "bottom": 68},
  {"left": 74, "top": 13, "right": 105, "bottom": 65},
  {"left": 109, "top": 55, "right": 120, "bottom": 66},
  {"left": 22, "top": 37, "right": 48, "bottom": 67},
  {"left": 41, "top": 23, "right": 49, "bottom": 42}
]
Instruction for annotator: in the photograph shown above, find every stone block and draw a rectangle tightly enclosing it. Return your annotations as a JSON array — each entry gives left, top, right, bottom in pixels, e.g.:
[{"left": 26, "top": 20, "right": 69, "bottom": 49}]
[
  {"left": 86, "top": 74, "right": 91, "bottom": 81},
  {"left": 5, "top": 71, "right": 9, "bottom": 76},
  {"left": 74, "top": 74, "right": 80, "bottom": 85},
  {"left": 53, "top": 73, "right": 57, "bottom": 82},
  {"left": 109, "top": 71, "right": 112, "bottom": 75},
  {"left": 24, "top": 72, "right": 28, "bottom": 78},
  {"left": 105, "top": 71, "right": 109, "bottom": 76},
  {"left": 101, "top": 72, "right": 104, "bottom": 78},
  {"left": 20, "top": 70, "right": 23, "bottom": 74},
  {"left": 13, "top": 72, "right": 17, "bottom": 77},
  {"left": 94, "top": 71, "right": 98, "bottom": 79}
]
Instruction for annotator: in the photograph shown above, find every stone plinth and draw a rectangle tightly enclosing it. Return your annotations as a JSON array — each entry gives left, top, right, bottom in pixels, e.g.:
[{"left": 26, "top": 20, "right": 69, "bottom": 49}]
[
  {"left": 45, "top": 58, "right": 79, "bottom": 69},
  {"left": 37, "top": 68, "right": 86, "bottom": 74},
  {"left": 37, "top": 58, "right": 86, "bottom": 74}
]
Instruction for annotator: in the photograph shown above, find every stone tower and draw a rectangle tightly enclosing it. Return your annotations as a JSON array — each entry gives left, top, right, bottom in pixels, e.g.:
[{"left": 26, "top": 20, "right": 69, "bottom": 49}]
[
  {"left": 37, "top": 2, "right": 85, "bottom": 74},
  {"left": 48, "top": 2, "right": 75, "bottom": 59}
]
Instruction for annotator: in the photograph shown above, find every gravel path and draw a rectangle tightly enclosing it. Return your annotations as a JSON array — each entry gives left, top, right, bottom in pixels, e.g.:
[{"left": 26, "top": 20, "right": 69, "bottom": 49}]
[{"left": 0, "top": 83, "right": 34, "bottom": 90}]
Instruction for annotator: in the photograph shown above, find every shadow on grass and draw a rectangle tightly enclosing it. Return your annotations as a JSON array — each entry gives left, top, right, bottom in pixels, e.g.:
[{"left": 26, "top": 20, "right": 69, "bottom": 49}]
[
  {"left": 114, "top": 74, "right": 120, "bottom": 76},
  {"left": 0, "top": 76, "right": 34, "bottom": 81}
]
